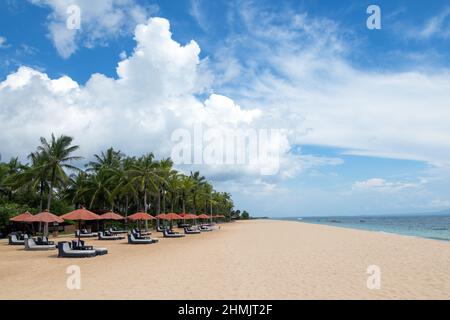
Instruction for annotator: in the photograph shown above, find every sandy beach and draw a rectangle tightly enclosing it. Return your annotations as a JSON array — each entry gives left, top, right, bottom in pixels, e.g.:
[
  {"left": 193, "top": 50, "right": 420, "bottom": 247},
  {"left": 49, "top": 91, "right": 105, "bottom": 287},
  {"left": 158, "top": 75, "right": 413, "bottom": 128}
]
[{"left": 0, "top": 220, "right": 449, "bottom": 300}]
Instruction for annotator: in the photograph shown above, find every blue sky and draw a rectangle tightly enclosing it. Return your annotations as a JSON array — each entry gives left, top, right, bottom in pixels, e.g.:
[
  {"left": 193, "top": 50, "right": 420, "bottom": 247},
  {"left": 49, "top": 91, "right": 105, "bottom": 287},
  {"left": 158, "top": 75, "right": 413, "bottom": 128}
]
[{"left": 1, "top": 0, "right": 450, "bottom": 217}]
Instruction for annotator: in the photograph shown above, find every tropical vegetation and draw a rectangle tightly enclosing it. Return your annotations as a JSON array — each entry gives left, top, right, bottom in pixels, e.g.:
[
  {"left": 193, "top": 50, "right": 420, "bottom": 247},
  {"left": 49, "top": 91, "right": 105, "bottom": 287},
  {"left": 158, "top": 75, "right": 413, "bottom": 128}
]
[{"left": 0, "top": 134, "right": 250, "bottom": 233}]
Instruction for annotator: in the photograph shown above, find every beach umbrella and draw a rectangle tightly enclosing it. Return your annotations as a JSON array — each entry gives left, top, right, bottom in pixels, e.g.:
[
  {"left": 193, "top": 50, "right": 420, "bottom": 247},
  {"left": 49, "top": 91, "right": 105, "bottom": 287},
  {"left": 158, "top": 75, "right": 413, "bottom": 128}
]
[
  {"left": 26, "top": 210, "right": 64, "bottom": 237},
  {"left": 100, "top": 212, "right": 125, "bottom": 221},
  {"left": 61, "top": 207, "right": 101, "bottom": 240},
  {"left": 128, "top": 212, "right": 156, "bottom": 230},
  {"left": 162, "top": 213, "right": 183, "bottom": 228},
  {"left": 100, "top": 212, "right": 125, "bottom": 231},
  {"left": 164, "top": 213, "right": 183, "bottom": 220},
  {"left": 9, "top": 211, "right": 33, "bottom": 222},
  {"left": 156, "top": 213, "right": 166, "bottom": 219},
  {"left": 179, "top": 213, "right": 198, "bottom": 220},
  {"left": 128, "top": 212, "right": 156, "bottom": 221},
  {"left": 197, "top": 214, "right": 210, "bottom": 220}
]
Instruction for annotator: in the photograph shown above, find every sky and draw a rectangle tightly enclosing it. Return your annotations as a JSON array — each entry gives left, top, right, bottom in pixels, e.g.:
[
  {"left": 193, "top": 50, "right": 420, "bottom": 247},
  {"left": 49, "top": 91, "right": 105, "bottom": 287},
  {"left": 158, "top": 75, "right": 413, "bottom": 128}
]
[{"left": 1, "top": 0, "right": 450, "bottom": 217}]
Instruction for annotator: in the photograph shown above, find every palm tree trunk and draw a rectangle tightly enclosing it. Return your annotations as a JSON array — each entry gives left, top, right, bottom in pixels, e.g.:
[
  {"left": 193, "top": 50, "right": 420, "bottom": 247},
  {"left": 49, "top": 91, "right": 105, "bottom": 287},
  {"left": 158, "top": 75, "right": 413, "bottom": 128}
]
[
  {"left": 46, "top": 166, "right": 56, "bottom": 210},
  {"left": 39, "top": 180, "right": 44, "bottom": 212},
  {"left": 162, "top": 189, "right": 166, "bottom": 213}
]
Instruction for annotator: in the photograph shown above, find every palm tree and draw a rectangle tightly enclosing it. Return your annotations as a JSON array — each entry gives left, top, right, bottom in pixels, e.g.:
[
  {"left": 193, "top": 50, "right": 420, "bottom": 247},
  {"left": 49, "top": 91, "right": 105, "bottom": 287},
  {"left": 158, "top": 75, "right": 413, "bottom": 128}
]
[
  {"left": 36, "top": 134, "right": 82, "bottom": 210},
  {"left": 80, "top": 168, "right": 115, "bottom": 210},
  {"left": 11, "top": 152, "right": 49, "bottom": 211},
  {"left": 157, "top": 158, "right": 175, "bottom": 214},
  {"left": 127, "top": 153, "right": 161, "bottom": 214},
  {"left": 110, "top": 158, "right": 137, "bottom": 218},
  {"left": 166, "top": 172, "right": 182, "bottom": 213},
  {"left": 87, "top": 147, "right": 123, "bottom": 171},
  {"left": 190, "top": 171, "right": 206, "bottom": 213},
  {"left": 180, "top": 176, "right": 195, "bottom": 214}
]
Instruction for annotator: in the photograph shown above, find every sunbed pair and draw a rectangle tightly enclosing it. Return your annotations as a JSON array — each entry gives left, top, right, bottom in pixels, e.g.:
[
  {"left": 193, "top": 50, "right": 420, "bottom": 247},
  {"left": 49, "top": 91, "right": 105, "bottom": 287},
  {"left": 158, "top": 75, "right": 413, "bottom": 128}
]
[
  {"left": 57, "top": 241, "right": 108, "bottom": 258},
  {"left": 127, "top": 231, "right": 158, "bottom": 244}
]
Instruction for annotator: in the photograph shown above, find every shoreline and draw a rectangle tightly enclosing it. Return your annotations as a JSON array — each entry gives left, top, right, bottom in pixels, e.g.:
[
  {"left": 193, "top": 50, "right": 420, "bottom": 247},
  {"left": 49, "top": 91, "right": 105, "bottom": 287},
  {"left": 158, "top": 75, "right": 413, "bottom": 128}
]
[
  {"left": 269, "top": 216, "right": 450, "bottom": 243},
  {"left": 1, "top": 220, "right": 449, "bottom": 300}
]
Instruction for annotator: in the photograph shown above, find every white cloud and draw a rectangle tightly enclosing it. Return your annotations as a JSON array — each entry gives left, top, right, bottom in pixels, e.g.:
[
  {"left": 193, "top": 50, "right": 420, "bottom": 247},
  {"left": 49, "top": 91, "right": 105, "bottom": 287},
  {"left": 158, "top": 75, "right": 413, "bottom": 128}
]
[
  {"left": 0, "top": 36, "right": 9, "bottom": 48},
  {"left": 212, "top": 4, "right": 450, "bottom": 168},
  {"left": 29, "top": 0, "right": 158, "bottom": 58},
  {"left": 409, "top": 8, "right": 450, "bottom": 39},
  {"left": 352, "top": 178, "right": 420, "bottom": 192},
  {"left": 189, "top": 0, "right": 209, "bottom": 32},
  {"left": 0, "top": 17, "right": 314, "bottom": 184}
]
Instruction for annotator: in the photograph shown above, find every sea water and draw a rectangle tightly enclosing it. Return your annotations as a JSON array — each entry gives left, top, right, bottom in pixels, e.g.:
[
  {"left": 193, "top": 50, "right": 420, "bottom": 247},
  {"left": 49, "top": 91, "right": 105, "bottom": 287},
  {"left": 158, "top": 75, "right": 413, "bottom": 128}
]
[{"left": 280, "top": 215, "right": 450, "bottom": 241}]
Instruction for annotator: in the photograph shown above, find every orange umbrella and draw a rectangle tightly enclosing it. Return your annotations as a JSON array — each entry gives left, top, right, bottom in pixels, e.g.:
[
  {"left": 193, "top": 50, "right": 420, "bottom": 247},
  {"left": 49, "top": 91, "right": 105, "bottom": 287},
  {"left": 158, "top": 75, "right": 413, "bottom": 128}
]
[
  {"left": 61, "top": 208, "right": 101, "bottom": 240},
  {"left": 179, "top": 213, "right": 198, "bottom": 220},
  {"left": 61, "top": 208, "right": 101, "bottom": 221},
  {"left": 10, "top": 211, "right": 33, "bottom": 222},
  {"left": 128, "top": 212, "right": 156, "bottom": 221},
  {"left": 128, "top": 212, "right": 155, "bottom": 231},
  {"left": 100, "top": 212, "right": 125, "bottom": 220},
  {"left": 26, "top": 210, "right": 64, "bottom": 237},
  {"left": 164, "top": 213, "right": 183, "bottom": 220},
  {"left": 156, "top": 213, "right": 166, "bottom": 219},
  {"left": 197, "top": 214, "right": 210, "bottom": 219}
]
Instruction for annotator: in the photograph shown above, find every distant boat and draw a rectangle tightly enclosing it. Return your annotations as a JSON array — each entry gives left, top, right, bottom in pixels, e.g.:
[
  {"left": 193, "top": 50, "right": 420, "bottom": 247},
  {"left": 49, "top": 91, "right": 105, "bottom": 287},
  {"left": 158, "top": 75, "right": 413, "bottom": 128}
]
[
  {"left": 330, "top": 220, "right": 341, "bottom": 223},
  {"left": 360, "top": 220, "right": 366, "bottom": 223}
]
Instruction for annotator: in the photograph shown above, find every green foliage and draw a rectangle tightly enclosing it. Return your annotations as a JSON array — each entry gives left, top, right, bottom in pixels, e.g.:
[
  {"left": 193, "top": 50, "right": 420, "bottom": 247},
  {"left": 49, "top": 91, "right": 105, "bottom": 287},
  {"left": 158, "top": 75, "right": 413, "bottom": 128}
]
[
  {"left": 0, "top": 203, "right": 35, "bottom": 230},
  {"left": 241, "top": 211, "right": 250, "bottom": 220},
  {"left": 0, "top": 133, "right": 246, "bottom": 234}
]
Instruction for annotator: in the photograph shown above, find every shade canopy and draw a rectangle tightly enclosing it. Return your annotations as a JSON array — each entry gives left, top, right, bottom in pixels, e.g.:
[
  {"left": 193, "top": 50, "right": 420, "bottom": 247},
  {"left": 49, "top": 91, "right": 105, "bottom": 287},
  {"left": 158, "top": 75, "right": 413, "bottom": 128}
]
[
  {"left": 128, "top": 212, "right": 156, "bottom": 221},
  {"left": 156, "top": 213, "right": 166, "bottom": 219},
  {"left": 61, "top": 208, "right": 101, "bottom": 221},
  {"left": 100, "top": 212, "right": 125, "bottom": 221},
  {"left": 179, "top": 213, "right": 198, "bottom": 220},
  {"left": 26, "top": 211, "right": 64, "bottom": 224},
  {"left": 197, "top": 214, "right": 210, "bottom": 219},
  {"left": 163, "top": 213, "right": 183, "bottom": 220},
  {"left": 10, "top": 211, "right": 33, "bottom": 222}
]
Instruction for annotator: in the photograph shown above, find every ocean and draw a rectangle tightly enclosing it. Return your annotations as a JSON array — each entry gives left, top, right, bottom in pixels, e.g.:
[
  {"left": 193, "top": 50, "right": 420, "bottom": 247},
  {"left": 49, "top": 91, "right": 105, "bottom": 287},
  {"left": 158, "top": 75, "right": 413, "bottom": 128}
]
[{"left": 279, "top": 215, "right": 450, "bottom": 241}]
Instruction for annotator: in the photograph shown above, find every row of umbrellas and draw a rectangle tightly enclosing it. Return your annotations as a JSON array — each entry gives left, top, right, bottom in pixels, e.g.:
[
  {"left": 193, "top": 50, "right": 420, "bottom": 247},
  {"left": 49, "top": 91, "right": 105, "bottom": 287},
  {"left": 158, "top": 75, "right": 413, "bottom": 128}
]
[{"left": 10, "top": 209, "right": 225, "bottom": 237}]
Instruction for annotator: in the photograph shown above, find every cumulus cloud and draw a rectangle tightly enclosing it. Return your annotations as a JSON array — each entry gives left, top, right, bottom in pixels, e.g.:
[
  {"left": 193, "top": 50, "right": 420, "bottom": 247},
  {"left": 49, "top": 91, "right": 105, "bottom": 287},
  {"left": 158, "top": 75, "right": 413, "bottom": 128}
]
[
  {"left": 0, "top": 17, "right": 323, "bottom": 184},
  {"left": 29, "top": 0, "right": 158, "bottom": 58}
]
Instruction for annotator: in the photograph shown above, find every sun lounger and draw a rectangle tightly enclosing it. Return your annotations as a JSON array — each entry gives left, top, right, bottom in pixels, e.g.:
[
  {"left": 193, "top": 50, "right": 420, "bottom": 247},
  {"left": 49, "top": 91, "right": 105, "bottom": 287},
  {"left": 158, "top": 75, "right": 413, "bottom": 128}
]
[
  {"left": 199, "top": 225, "right": 213, "bottom": 232},
  {"left": 127, "top": 233, "right": 158, "bottom": 244},
  {"left": 36, "top": 236, "right": 55, "bottom": 245},
  {"left": 71, "top": 240, "right": 94, "bottom": 250},
  {"left": 8, "top": 234, "right": 28, "bottom": 245},
  {"left": 109, "top": 227, "right": 128, "bottom": 235},
  {"left": 156, "top": 226, "right": 167, "bottom": 232},
  {"left": 25, "top": 238, "right": 56, "bottom": 251},
  {"left": 75, "top": 230, "right": 98, "bottom": 238},
  {"left": 178, "top": 223, "right": 191, "bottom": 228},
  {"left": 58, "top": 242, "right": 97, "bottom": 258},
  {"left": 163, "top": 229, "right": 185, "bottom": 238},
  {"left": 184, "top": 227, "right": 201, "bottom": 234},
  {"left": 132, "top": 228, "right": 151, "bottom": 236},
  {"left": 98, "top": 231, "right": 125, "bottom": 241}
]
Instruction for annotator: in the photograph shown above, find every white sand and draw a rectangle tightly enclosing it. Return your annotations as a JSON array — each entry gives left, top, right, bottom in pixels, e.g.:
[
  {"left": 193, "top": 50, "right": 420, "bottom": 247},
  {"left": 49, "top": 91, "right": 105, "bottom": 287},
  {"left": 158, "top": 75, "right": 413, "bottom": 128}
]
[{"left": 0, "top": 220, "right": 449, "bottom": 299}]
